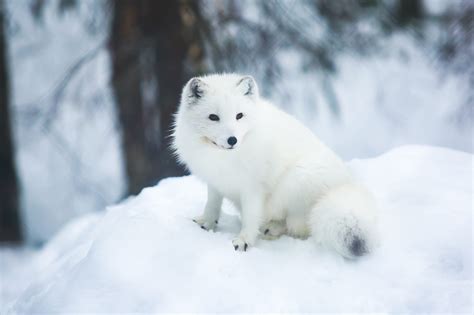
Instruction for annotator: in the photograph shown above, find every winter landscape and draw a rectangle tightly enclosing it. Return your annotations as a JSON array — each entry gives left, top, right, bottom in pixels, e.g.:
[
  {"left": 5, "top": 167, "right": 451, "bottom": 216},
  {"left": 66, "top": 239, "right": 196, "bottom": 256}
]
[
  {"left": 3, "top": 145, "right": 472, "bottom": 313},
  {"left": 0, "top": 0, "right": 472, "bottom": 314}
]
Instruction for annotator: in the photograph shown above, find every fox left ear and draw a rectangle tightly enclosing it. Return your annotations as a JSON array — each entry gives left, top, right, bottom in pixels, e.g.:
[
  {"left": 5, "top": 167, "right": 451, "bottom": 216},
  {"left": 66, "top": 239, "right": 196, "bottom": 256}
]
[
  {"left": 187, "top": 77, "right": 206, "bottom": 100},
  {"left": 237, "top": 76, "right": 259, "bottom": 99}
]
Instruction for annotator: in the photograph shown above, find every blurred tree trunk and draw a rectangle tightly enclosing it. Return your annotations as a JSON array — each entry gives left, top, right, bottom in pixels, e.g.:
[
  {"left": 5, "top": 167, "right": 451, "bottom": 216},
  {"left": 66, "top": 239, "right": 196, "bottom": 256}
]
[
  {"left": 0, "top": 0, "right": 22, "bottom": 242},
  {"left": 396, "top": 0, "right": 423, "bottom": 26},
  {"left": 109, "top": 0, "right": 206, "bottom": 195}
]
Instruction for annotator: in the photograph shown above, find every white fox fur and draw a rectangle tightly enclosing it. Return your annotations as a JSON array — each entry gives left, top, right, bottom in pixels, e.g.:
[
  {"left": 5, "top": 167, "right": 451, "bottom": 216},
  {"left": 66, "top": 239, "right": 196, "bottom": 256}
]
[{"left": 172, "top": 73, "right": 378, "bottom": 258}]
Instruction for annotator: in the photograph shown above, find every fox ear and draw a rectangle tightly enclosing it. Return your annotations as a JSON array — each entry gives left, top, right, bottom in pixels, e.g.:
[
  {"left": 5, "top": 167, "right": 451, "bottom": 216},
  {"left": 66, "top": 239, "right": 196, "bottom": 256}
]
[
  {"left": 237, "top": 76, "right": 259, "bottom": 99},
  {"left": 186, "top": 77, "right": 207, "bottom": 102}
]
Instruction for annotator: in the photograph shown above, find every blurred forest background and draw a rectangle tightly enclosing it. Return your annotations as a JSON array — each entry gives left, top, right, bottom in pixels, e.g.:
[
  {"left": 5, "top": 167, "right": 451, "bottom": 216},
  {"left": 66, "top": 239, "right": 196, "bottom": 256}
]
[{"left": 0, "top": 0, "right": 472, "bottom": 245}]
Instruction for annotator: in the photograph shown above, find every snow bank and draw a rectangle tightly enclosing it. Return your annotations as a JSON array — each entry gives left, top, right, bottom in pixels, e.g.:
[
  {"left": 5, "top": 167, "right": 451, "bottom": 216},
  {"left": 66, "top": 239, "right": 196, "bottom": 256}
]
[
  {"left": 0, "top": 247, "right": 37, "bottom": 311},
  {"left": 7, "top": 145, "right": 473, "bottom": 313}
]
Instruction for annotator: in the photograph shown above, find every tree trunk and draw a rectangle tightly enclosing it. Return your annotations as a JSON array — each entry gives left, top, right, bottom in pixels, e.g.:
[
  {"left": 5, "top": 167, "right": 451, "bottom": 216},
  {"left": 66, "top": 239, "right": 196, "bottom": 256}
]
[
  {"left": 0, "top": 0, "right": 22, "bottom": 242},
  {"left": 396, "top": 0, "right": 423, "bottom": 26},
  {"left": 109, "top": 0, "right": 205, "bottom": 195}
]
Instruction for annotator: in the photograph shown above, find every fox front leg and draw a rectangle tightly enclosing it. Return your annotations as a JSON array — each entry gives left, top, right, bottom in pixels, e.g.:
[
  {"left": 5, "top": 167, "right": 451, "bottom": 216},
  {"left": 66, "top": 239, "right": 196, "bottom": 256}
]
[
  {"left": 193, "top": 185, "right": 223, "bottom": 231},
  {"left": 232, "top": 190, "right": 264, "bottom": 251}
]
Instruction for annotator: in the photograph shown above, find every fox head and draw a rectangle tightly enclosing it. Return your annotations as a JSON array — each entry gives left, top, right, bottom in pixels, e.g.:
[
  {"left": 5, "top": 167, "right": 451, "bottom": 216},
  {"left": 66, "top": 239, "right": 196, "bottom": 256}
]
[{"left": 177, "top": 74, "right": 259, "bottom": 150}]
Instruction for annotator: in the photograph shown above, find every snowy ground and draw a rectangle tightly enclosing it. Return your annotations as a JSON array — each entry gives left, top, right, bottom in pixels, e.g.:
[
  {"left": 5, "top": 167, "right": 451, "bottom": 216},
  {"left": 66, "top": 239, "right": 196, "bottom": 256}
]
[
  {"left": 0, "top": 247, "right": 37, "bottom": 311},
  {"left": 2, "top": 145, "right": 472, "bottom": 313}
]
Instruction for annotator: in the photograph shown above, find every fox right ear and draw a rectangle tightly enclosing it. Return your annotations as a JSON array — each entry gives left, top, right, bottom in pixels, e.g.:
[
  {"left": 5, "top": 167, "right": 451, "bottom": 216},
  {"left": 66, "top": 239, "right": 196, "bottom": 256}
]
[
  {"left": 236, "top": 75, "right": 259, "bottom": 100},
  {"left": 186, "top": 77, "right": 206, "bottom": 101}
]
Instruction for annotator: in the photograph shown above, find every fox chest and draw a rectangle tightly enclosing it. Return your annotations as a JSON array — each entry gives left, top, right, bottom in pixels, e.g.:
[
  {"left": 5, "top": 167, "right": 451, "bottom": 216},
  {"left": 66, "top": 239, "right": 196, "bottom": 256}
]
[{"left": 184, "top": 151, "right": 259, "bottom": 203}]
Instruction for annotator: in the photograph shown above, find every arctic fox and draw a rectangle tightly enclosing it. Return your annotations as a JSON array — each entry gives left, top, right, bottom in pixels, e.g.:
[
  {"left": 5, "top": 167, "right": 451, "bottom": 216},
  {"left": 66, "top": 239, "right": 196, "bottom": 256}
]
[{"left": 173, "top": 73, "right": 378, "bottom": 258}]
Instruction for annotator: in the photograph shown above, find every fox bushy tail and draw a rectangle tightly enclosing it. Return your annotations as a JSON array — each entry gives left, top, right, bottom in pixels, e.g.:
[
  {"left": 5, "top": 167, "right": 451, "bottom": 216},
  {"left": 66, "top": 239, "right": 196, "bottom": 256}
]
[{"left": 310, "top": 183, "right": 379, "bottom": 259}]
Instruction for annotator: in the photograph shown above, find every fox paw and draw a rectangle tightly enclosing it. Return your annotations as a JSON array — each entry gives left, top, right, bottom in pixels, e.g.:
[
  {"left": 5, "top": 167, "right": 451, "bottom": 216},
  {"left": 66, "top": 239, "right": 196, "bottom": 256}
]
[
  {"left": 232, "top": 234, "right": 255, "bottom": 252},
  {"left": 260, "top": 220, "right": 287, "bottom": 240},
  {"left": 193, "top": 216, "right": 218, "bottom": 231}
]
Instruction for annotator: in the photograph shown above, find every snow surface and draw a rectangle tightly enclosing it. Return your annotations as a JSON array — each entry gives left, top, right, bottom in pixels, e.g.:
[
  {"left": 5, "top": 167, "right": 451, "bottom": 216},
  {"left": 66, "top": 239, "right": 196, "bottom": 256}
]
[
  {"left": 4, "top": 145, "right": 472, "bottom": 313},
  {"left": 0, "top": 247, "right": 37, "bottom": 311}
]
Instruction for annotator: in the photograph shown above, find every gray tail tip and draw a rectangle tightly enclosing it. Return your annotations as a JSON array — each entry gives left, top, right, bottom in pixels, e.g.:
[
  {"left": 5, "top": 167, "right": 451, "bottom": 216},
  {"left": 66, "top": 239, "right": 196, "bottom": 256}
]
[{"left": 349, "top": 235, "right": 367, "bottom": 257}]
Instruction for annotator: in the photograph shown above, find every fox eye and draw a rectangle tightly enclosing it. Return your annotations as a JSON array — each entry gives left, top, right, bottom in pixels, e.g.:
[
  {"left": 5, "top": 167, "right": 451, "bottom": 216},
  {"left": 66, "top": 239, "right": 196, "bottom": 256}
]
[
  {"left": 236, "top": 113, "right": 244, "bottom": 120},
  {"left": 208, "top": 114, "right": 219, "bottom": 121}
]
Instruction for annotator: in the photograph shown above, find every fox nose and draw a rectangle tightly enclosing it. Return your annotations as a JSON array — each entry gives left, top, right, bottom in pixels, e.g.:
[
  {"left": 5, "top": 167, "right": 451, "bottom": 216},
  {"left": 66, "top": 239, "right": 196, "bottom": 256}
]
[{"left": 227, "top": 136, "right": 237, "bottom": 146}]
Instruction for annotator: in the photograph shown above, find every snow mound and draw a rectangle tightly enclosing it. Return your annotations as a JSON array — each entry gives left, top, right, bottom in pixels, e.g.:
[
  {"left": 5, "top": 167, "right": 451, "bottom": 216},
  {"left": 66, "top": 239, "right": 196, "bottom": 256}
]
[{"left": 8, "top": 146, "right": 473, "bottom": 313}]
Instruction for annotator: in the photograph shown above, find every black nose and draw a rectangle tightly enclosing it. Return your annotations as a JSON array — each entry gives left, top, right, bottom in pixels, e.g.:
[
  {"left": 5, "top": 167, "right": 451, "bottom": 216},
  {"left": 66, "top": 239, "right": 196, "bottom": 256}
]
[{"left": 227, "top": 136, "right": 237, "bottom": 146}]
